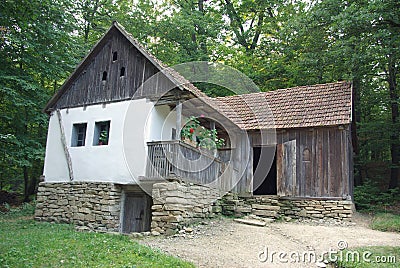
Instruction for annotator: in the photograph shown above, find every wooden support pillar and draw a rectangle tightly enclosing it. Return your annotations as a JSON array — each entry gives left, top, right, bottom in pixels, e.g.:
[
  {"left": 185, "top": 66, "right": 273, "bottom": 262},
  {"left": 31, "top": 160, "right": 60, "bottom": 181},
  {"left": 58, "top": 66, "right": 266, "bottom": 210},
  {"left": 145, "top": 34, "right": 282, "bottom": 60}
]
[
  {"left": 210, "top": 121, "right": 215, "bottom": 131},
  {"left": 176, "top": 101, "right": 182, "bottom": 140}
]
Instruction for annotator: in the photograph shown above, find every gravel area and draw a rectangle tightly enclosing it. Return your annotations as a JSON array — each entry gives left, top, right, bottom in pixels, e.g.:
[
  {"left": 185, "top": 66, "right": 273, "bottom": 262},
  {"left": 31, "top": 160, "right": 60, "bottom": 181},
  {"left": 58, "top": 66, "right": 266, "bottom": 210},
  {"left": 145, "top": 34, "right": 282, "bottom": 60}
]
[{"left": 139, "top": 213, "right": 400, "bottom": 267}]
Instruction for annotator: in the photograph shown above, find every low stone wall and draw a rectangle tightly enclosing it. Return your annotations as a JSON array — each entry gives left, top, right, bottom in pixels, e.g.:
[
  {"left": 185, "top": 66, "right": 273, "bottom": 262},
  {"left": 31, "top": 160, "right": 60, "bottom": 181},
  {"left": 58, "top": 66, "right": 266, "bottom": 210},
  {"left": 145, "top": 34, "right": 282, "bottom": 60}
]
[
  {"left": 279, "top": 199, "right": 353, "bottom": 221},
  {"left": 35, "top": 182, "right": 122, "bottom": 232},
  {"left": 220, "top": 194, "right": 280, "bottom": 218},
  {"left": 220, "top": 193, "right": 353, "bottom": 222},
  {"left": 151, "top": 181, "right": 222, "bottom": 235}
]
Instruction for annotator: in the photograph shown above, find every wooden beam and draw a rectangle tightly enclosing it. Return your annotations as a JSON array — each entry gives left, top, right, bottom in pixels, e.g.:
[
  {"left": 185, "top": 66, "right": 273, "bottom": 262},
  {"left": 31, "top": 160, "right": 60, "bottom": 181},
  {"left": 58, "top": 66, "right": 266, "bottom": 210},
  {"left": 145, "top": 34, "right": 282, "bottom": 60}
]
[
  {"left": 56, "top": 110, "right": 74, "bottom": 181},
  {"left": 176, "top": 101, "right": 182, "bottom": 140},
  {"left": 210, "top": 121, "right": 215, "bottom": 130}
]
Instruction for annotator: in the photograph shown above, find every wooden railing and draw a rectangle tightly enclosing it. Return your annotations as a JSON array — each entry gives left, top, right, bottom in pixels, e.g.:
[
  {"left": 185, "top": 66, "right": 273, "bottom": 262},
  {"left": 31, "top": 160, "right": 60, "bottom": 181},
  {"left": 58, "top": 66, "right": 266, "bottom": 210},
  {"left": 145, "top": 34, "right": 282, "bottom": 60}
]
[{"left": 146, "top": 140, "right": 226, "bottom": 185}]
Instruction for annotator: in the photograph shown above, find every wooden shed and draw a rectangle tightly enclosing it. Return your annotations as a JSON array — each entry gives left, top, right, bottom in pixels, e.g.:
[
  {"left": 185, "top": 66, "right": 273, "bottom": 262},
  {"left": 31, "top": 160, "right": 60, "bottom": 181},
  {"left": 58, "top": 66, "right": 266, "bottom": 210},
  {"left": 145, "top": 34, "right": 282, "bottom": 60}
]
[{"left": 215, "top": 82, "right": 353, "bottom": 199}]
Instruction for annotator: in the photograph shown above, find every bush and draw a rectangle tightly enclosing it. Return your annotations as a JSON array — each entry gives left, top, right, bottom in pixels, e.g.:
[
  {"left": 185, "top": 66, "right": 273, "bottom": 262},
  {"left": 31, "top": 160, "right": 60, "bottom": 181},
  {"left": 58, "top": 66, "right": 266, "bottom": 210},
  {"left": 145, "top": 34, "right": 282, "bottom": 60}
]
[
  {"left": 354, "top": 180, "right": 400, "bottom": 213},
  {"left": 0, "top": 202, "right": 35, "bottom": 219}
]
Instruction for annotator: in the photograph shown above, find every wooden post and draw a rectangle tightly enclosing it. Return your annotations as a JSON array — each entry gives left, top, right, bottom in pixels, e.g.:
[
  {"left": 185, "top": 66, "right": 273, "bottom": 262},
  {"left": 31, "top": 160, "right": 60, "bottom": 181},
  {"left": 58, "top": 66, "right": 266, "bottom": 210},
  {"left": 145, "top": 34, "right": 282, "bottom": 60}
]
[
  {"left": 176, "top": 101, "right": 182, "bottom": 140},
  {"left": 210, "top": 121, "right": 215, "bottom": 131},
  {"left": 56, "top": 110, "right": 74, "bottom": 181}
]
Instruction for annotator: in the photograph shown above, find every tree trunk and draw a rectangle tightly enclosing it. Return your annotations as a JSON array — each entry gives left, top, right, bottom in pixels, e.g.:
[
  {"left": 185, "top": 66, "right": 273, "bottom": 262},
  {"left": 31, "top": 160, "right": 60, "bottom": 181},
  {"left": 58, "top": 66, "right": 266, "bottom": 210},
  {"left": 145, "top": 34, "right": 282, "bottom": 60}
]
[
  {"left": 23, "top": 166, "right": 30, "bottom": 202},
  {"left": 388, "top": 54, "right": 399, "bottom": 189}
]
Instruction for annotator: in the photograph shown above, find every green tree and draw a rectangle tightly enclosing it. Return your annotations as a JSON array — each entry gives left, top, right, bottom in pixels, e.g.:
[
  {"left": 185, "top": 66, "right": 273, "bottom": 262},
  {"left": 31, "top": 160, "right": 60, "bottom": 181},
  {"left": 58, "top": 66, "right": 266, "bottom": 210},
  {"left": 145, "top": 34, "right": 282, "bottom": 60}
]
[{"left": 0, "top": 0, "right": 79, "bottom": 200}]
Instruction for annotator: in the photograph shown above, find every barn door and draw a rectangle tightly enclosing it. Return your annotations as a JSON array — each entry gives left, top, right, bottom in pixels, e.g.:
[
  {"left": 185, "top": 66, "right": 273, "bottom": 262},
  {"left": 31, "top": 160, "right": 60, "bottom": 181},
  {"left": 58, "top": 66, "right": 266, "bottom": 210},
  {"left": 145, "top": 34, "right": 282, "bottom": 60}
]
[
  {"left": 277, "top": 140, "right": 296, "bottom": 196},
  {"left": 122, "top": 193, "right": 152, "bottom": 233}
]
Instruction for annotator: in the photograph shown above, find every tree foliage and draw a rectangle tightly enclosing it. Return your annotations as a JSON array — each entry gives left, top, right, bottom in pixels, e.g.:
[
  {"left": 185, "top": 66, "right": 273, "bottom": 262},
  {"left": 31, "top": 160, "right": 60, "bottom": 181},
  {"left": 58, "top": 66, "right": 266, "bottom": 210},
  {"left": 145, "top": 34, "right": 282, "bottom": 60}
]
[{"left": 0, "top": 0, "right": 398, "bottom": 198}]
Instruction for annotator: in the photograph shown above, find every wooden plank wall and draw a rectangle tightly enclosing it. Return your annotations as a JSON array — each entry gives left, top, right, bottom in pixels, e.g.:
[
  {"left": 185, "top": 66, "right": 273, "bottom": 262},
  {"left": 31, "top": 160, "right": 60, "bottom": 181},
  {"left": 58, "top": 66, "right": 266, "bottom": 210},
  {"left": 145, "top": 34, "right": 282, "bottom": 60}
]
[
  {"left": 233, "top": 126, "right": 352, "bottom": 198},
  {"left": 231, "top": 131, "right": 252, "bottom": 194},
  {"left": 54, "top": 29, "right": 176, "bottom": 110}
]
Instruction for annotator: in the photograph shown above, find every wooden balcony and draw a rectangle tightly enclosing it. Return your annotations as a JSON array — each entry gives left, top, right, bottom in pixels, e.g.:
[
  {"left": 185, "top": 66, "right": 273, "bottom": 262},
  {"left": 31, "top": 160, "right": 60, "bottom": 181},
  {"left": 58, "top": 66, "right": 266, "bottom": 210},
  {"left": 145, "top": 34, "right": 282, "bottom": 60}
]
[{"left": 145, "top": 140, "right": 227, "bottom": 185}]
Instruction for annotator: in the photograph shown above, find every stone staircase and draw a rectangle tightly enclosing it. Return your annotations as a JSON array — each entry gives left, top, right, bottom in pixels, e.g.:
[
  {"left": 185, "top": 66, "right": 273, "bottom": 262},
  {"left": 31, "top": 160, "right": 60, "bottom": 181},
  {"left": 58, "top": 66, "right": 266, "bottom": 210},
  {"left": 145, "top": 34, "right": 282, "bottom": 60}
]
[{"left": 219, "top": 193, "right": 281, "bottom": 222}]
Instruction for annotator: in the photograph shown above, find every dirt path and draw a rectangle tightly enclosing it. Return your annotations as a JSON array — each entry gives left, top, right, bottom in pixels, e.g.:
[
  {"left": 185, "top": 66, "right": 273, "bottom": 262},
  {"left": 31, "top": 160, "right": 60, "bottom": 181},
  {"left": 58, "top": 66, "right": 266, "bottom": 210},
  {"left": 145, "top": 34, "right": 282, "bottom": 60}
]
[{"left": 140, "top": 214, "right": 400, "bottom": 267}]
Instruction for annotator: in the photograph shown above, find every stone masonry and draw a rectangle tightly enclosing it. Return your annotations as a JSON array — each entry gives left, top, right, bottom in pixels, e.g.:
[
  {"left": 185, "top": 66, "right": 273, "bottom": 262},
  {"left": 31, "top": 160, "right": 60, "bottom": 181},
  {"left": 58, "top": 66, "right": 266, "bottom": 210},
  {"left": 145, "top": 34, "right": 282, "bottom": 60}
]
[
  {"left": 220, "top": 193, "right": 354, "bottom": 222},
  {"left": 35, "top": 182, "right": 122, "bottom": 232},
  {"left": 151, "top": 181, "right": 222, "bottom": 235},
  {"left": 35, "top": 180, "right": 354, "bottom": 235}
]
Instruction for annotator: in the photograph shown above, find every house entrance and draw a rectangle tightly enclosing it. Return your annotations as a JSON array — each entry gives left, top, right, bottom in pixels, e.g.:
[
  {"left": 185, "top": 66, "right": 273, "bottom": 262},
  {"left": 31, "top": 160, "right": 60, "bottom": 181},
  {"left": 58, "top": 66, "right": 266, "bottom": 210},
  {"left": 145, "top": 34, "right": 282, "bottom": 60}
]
[
  {"left": 122, "top": 192, "right": 152, "bottom": 233},
  {"left": 253, "top": 146, "right": 277, "bottom": 195}
]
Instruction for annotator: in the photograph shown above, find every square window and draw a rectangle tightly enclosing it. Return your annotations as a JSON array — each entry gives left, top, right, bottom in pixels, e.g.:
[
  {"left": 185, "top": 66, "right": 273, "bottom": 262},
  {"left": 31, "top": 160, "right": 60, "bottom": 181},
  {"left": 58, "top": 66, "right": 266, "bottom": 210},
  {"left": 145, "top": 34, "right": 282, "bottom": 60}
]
[
  {"left": 71, "top": 123, "right": 87, "bottom": 147},
  {"left": 93, "top": 121, "right": 110, "bottom": 146}
]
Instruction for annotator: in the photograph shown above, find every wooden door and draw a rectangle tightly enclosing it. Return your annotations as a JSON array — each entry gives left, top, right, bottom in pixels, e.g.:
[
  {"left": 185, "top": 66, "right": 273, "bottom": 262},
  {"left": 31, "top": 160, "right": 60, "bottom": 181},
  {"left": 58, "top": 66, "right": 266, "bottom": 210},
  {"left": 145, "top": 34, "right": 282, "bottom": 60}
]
[
  {"left": 277, "top": 140, "right": 296, "bottom": 196},
  {"left": 122, "top": 193, "right": 152, "bottom": 233}
]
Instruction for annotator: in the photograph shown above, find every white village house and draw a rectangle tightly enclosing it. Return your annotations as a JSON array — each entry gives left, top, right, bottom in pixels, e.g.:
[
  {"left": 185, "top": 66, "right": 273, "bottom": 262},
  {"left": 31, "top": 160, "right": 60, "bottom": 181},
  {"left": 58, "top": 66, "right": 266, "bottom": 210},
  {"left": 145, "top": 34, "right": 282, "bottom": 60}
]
[{"left": 35, "top": 22, "right": 354, "bottom": 234}]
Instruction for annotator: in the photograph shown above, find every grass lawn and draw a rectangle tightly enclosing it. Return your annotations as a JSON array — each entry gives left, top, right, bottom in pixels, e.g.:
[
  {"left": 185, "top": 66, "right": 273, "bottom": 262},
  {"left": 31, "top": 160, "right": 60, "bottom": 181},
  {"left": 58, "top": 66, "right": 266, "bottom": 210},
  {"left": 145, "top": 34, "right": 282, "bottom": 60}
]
[
  {"left": 371, "top": 213, "right": 400, "bottom": 233},
  {"left": 335, "top": 246, "right": 399, "bottom": 268},
  {"left": 0, "top": 204, "right": 194, "bottom": 268},
  {"left": 333, "top": 212, "right": 400, "bottom": 267}
]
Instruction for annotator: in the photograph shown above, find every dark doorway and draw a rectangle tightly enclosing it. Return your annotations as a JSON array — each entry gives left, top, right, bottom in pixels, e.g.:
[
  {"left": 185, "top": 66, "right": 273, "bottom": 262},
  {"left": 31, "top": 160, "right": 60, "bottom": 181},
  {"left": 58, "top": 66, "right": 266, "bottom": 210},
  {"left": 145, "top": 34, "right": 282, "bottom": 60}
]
[
  {"left": 122, "top": 192, "right": 152, "bottom": 233},
  {"left": 253, "top": 146, "right": 277, "bottom": 195}
]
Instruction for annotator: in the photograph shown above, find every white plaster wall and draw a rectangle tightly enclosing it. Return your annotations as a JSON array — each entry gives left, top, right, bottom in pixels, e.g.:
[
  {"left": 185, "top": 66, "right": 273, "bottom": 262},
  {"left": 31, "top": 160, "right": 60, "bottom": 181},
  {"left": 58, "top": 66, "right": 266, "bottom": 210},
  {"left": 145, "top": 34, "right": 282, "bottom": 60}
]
[
  {"left": 44, "top": 99, "right": 154, "bottom": 183},
  {"left": 147, "top": 105, "right": 177, "bottom": 141}
]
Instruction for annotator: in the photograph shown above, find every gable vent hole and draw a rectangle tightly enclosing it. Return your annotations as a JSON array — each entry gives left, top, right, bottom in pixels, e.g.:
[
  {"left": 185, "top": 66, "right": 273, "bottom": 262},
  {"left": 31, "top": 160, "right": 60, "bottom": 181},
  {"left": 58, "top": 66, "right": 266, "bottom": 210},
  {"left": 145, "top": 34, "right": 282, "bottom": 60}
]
[
  {"left": 120, "top": 67, "right": 125, "bottom": 77},
  {"left": 113, "top": 51, "right": 118, "bottom": 61},
  {"left": 102, "top": 71, "right": 107, "bottom": 81}
]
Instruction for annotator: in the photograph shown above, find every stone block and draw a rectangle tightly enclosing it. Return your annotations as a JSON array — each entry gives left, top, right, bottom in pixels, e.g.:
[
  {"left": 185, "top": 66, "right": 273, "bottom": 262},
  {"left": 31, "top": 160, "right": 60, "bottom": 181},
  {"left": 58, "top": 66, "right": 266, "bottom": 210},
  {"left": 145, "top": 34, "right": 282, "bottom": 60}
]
[
  {"left": 251, "top": 204, "right": 280, "bottom": 211},
  {"left": 152, "top": 211, "right": 169, "bottom": 216},
  {"left": 252, "top": 210, "right": 278, "bottom": 218},
  {"left": 151, "top": 205, "right": 163, "bottom": 211},
  {"left": 78, "top": 207, "right": 91, "bottom": 214},
  {"left": 295, "top": 209, "right": 305, "bottom": 217},
  {"left": 165, "top": 197, "right": 191, "bottom": 205},
  {"left": 236, "top": 207, "right": 252, "bottom": 213},
  {"left": 164, "top": 204, "right": 192, "bottom": 211}
]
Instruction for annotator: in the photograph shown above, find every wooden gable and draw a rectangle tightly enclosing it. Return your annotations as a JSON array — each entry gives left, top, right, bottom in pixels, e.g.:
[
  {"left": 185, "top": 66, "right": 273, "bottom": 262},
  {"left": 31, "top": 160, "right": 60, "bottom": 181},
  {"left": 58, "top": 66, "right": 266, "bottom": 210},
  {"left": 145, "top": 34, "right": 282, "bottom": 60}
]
[{"left": 45, "top": 23, "right": 177, "bottom": 112}]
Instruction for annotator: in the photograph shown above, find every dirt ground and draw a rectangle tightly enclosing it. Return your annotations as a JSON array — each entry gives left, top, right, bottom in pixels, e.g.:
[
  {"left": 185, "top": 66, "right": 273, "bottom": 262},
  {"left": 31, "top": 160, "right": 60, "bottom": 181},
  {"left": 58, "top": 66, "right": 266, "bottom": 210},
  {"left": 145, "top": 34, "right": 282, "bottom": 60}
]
[{"left": 140, "top": 213, "right": 400, "bottom": 268}]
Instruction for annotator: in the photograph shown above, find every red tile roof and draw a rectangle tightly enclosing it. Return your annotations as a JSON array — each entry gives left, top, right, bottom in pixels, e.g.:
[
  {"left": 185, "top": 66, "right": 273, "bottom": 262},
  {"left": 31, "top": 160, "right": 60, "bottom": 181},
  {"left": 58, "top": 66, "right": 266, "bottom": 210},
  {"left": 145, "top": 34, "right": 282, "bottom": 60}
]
[{"left": 213, "top": 81, "right": 352, "bottom": 129}]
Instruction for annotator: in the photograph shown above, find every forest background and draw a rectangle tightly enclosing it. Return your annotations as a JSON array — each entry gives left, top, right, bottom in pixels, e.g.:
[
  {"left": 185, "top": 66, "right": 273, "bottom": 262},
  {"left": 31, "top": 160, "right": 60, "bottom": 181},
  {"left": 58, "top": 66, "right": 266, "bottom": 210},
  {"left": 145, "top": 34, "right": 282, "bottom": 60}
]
[{"left": 0, "top": 0, "right": 399, "bottom": 203}]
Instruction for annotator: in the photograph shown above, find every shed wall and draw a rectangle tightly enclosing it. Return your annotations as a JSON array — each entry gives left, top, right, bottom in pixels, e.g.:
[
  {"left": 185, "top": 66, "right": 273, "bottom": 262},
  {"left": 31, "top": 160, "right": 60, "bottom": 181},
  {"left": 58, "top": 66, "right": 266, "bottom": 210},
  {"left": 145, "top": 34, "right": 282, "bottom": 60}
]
[{"left": 233, "top": 126, "right": 352, "bottom": 198}]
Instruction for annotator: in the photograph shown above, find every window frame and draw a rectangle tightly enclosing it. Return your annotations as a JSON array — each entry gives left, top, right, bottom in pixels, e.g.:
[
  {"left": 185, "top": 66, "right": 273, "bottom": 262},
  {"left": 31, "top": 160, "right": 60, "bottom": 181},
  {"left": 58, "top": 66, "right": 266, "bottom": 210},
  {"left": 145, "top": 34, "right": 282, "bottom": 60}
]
[
  {"left": 71, "top": 123, "right": 87, "bottom": 147},
  {"left": 93, "top": 120, "right": 111, "bottom": 146}
]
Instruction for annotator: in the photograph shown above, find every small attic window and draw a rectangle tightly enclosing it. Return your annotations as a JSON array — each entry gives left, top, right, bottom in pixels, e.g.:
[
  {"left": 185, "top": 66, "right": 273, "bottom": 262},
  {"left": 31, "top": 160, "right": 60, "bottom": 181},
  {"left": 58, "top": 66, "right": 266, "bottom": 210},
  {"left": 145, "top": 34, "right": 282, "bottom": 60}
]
[
  {"left": 102, "top": 71, "right": 107, "bottom": 81},
  {"left": 120, "top": 67, "right": 125, "bottom": 77},
  {"left": 112, "top": 51, "right": 118, "bottom": 61}
]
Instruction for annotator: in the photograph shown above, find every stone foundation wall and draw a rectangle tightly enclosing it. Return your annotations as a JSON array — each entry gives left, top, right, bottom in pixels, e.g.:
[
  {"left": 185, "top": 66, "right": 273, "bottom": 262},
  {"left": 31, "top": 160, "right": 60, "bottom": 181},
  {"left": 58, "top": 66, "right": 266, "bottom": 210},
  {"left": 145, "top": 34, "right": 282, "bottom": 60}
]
[
  {"left": 151, "top": 181, "right": 222, "bottom": 235},
  {"left": 279, "top": 199, "right": 353, "bottom": 221},
  {"left": 220, "top": 194, "right": 353, "bottom": 222},
  {"left": 35, "top": 182, "right": 122, "bottom": 232},
  {"left": 35, "top": 181, "right": 353, "bottom": 235}
]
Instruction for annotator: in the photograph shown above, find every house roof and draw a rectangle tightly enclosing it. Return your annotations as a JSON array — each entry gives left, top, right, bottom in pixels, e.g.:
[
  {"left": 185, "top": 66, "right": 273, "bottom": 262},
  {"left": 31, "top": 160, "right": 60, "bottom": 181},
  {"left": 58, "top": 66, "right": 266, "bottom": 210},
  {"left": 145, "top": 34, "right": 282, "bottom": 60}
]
[
  {"left": 44, "top": 21, "right": 210, "bottom": 113},
  {"left": 44, "top": 22, "right": 352, "bottom": 130},
  {"left": 213, "top": 81, "right": 352, "bottom": 129}
]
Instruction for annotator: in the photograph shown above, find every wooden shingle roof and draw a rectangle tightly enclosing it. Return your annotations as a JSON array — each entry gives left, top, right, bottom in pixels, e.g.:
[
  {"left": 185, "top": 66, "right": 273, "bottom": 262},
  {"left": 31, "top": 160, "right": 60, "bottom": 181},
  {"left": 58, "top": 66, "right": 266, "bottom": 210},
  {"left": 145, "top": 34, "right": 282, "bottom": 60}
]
[{"left": 213, "top": 81, "right": 352, "bottom": 129}]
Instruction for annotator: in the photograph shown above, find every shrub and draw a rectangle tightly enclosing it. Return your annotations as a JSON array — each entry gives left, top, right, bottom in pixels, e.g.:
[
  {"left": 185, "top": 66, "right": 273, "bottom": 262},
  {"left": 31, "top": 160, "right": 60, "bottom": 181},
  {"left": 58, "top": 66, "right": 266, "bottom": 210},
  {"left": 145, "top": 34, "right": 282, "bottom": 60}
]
[{"left": 354, "top": 180, "right": 399, "bottom": 213}]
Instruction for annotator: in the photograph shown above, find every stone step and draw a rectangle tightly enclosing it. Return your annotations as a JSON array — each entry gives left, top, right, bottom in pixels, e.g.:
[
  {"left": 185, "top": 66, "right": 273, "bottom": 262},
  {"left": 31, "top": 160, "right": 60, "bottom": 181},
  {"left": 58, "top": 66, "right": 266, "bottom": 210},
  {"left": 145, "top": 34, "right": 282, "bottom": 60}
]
[
  {"left": 234, "top": 218, "right": 267, "bottom": 227},
  {"left": 252, "top": 210, "right": 278, "bottom": 218},
  {"left": 251, "top": 204, "right": 280, "bottom": 211}
]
